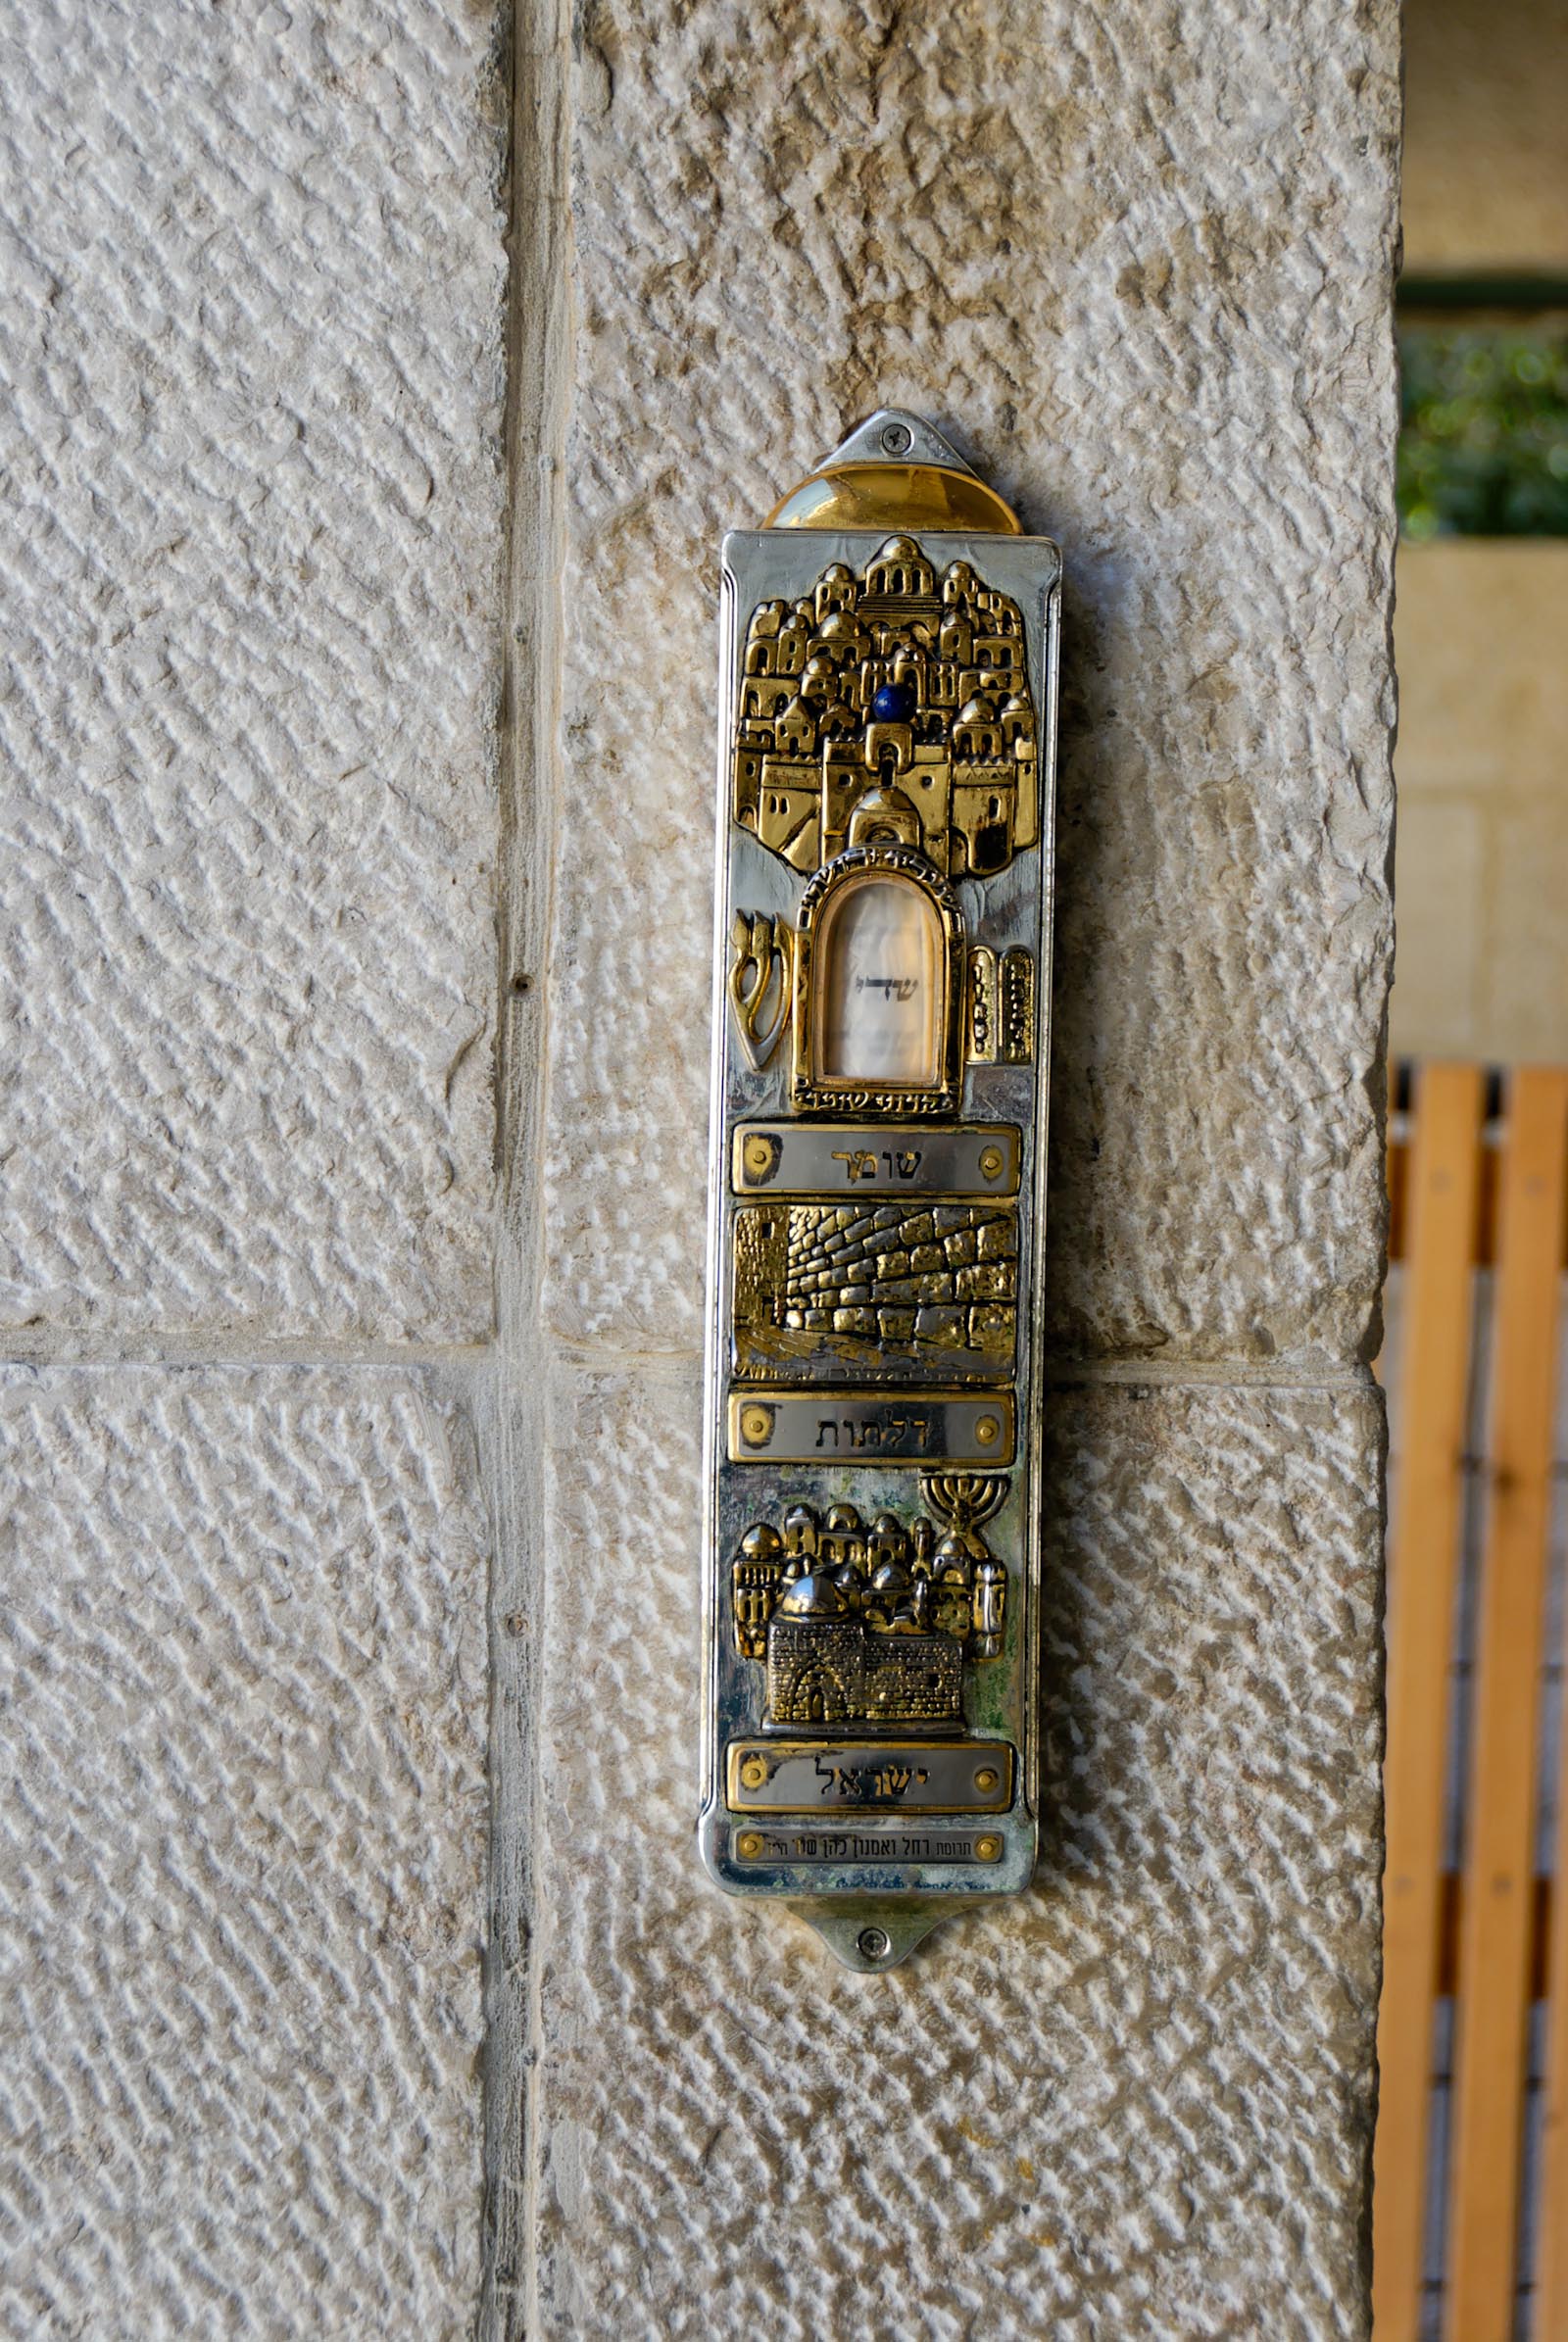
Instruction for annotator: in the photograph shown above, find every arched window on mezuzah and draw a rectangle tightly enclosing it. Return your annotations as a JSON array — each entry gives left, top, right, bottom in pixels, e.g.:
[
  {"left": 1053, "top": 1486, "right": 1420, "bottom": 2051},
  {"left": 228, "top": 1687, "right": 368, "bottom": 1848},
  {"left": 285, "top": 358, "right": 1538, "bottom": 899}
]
[
  {"left": 791, "top": 843, "right": 965, "bottom": 1114},
  {"left": 815, "top": 870, "right": 945, "bottom": 1087}
]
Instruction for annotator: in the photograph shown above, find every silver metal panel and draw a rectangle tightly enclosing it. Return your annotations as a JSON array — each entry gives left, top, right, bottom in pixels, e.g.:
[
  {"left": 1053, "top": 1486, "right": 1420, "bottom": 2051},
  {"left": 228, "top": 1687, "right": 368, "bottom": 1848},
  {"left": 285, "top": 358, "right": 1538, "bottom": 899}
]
[
  {"left": 812, "top": 409, "right": 985, "bottom": 474},
  {"left": 727, "top": 1737, "right": 1015, "bottom": 1813}
]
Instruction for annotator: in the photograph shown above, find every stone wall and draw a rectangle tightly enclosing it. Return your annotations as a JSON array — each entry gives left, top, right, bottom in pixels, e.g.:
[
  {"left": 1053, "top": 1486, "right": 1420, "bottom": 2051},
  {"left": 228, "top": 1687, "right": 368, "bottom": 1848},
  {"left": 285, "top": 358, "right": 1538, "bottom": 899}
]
[
  {"left": 1391, "top": 543, "right": 1568, "bottom": 1065},
  {"left": 1402, "top": 0, "right": 1568, "bottom": 272},
  {"left": 0, "top": 0, "right": 1397, "bottom": 2335},
  {"left": 0, "top": 4, "right": 504, "bottom": 2335},
  {"left": 502, "top": 0, "right": 1397, "bottom": 2335}
]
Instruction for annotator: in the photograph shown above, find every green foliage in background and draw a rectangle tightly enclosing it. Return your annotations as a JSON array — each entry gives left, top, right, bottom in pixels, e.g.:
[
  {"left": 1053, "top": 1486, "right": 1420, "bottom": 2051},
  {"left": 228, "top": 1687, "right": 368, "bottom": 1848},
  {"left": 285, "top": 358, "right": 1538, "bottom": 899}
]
[{"left": 1398, "top": 320, "right": 1568, "bottom": 538}]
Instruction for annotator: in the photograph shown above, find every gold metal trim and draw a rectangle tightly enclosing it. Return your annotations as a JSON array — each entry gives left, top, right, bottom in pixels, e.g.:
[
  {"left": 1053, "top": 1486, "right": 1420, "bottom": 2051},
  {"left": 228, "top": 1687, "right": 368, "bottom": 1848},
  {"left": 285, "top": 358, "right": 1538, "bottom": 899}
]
[
  {"left": 727, "top": 911, "right": 794, "bottom": 1070},
  {"left": 1001, "top": 945, "right": 1035, "bottom": 1063}
]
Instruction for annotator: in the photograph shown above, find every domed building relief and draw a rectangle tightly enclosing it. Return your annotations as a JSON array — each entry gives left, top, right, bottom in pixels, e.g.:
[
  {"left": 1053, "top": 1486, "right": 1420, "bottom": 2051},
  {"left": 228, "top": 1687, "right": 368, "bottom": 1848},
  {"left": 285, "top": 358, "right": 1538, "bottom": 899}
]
[
  {"left": 728, "top": 1487, "right": 1008, "bottom": 1735},
  {"left": 731, "top": 538, "right": 1039, "bottom": 880}
]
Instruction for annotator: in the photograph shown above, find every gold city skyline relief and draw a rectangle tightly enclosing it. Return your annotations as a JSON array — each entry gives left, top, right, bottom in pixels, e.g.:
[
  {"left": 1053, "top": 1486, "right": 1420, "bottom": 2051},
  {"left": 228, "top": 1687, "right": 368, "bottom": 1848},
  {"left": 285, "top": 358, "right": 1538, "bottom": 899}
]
[{"left": 732, "top": 536, "right": 1039, "bottom": 882}]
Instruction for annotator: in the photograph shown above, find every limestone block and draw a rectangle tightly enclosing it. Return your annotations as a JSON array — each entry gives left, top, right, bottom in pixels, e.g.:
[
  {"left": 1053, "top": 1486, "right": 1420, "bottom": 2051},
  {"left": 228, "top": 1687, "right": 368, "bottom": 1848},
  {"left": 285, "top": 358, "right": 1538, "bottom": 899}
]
[
  {"left": 1391, "top": 545, "right": 1568, "bottom": 1061},
  {"left": 539, "top": 0, "right": 1398, "bottom": 1367},
  {"left": 1401, "top": 0, "right": 1568, "bottom": 271},
  {"left": 1386, "top": 800, "right": 1483, "bottom": 1060},
  {"left": 1487, "top": 805, "right": 1568, "bottom": 1064},
  {"left": 0, "top": 1, "right": 506, "bottom": 1341},
  {"left": 1395, "top": 544, "right": 1568, "bottom": 794},
  {"left": 525, "top": 1366, "right": 1382, "bottom": 2339},
  {"left": 0, "top": 1367, "right": 489, "bottom": 2340}
]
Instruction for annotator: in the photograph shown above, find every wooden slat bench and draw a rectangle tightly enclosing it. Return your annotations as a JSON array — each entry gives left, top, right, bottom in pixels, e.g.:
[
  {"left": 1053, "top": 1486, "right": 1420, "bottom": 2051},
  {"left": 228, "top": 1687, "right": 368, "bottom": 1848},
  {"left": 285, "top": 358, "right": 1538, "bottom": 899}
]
[{"left": 1374, "top": 1065, "right": 1568, "bottom": 2342}]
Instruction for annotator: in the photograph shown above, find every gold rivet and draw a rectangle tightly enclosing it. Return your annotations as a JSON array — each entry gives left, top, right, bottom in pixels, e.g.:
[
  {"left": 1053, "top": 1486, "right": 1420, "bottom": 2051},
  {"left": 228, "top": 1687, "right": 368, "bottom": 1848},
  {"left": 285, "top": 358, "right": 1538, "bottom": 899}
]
[
  {"left": 739, "top": 1404, "right": 773, "bottom": 1446},
  {"left": 739, "top": 1756, "right": 768, "bottom": 1790},
  {"left": 975, "top": 1415, "right": 999, "bottom": 1446},
  {"left": 736, "top": 1830, "right": 764, "bottom": 1860},
  {"left": 743, "top": 1134, "right": 774, "bottom": 1179},
  {"left": 979, "top": 1145, "right": 1004, "bottom": 1180},
  {"left": 974, "top": 1834, "right": 1003, "bottom": 1863},
  {"left": 973, "top": 1766, "right": 1000, "bottom": 1794}
]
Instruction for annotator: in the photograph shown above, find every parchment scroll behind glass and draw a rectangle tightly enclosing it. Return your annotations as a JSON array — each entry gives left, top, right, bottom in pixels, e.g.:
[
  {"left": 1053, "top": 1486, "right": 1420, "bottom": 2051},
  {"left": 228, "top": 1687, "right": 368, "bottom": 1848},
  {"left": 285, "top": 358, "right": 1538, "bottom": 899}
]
[{"left": 818, "top": 877, "right": 942, "bottom": 1085}]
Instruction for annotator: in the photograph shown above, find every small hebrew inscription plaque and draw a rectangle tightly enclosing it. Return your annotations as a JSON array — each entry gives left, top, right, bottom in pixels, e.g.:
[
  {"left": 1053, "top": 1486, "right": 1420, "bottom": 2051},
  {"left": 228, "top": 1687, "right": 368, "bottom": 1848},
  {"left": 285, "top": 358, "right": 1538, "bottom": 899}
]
[
  {"left": 727, "top": 1737, "right": 1015, "bottom": 1814},
  {"left": 733, "top": 1122, "right": 1020, "bottom": 1197},
  {"left": 728, "top": 1389, "right": 1014, "bottom": 1466},
  {"left": 732, "top": 1830, "right": 985, "bottom": 1864}
]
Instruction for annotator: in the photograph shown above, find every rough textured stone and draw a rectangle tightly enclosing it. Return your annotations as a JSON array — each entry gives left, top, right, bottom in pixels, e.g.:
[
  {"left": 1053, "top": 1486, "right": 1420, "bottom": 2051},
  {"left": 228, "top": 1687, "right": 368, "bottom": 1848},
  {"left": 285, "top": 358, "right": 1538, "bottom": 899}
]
[
  {"left": 0, "top": 1368, "right": 489, "bottom": 2340},
  {"left": 513, "top": 6, "right": 1396, "bottom": 2330},
  {"left": 525, "top": 1365, "right": 1383, "bottom": 2340},
  {"left": 0, "top": 0, "right": 506, "bottom": 1341},
  {"left": 539, "top": 0, "right": 1399, "bottom": 1367}
]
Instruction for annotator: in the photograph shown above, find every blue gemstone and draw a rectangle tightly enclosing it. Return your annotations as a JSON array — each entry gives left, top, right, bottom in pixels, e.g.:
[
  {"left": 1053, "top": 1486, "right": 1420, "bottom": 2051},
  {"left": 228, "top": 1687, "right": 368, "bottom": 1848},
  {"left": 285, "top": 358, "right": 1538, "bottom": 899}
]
[{"left": 870, "top": 682, "right": 913, "bottom": 723}]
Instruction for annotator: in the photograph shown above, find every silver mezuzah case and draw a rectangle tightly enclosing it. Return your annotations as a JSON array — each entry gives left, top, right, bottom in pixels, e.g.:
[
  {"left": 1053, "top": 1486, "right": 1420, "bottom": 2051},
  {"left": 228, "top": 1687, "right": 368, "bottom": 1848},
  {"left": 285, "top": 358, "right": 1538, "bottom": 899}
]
[{"left": 698, "top": 411, "right": 1059, "bottom": 1970}]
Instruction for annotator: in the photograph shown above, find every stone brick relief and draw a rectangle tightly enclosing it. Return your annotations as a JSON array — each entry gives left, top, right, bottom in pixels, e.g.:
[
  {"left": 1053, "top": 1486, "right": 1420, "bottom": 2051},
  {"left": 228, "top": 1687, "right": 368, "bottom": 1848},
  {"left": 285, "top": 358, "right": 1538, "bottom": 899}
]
[{"left": 733, "top": 1198, "right": 1017, "bottom": 1381}]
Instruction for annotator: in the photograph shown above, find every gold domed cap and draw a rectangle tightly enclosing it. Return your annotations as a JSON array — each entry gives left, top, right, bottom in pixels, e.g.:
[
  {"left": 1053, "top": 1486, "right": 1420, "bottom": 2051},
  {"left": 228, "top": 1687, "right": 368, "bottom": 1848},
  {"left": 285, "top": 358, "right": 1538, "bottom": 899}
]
[{"left": 763, "top": 410, "right": 1021, "bottom": 535}]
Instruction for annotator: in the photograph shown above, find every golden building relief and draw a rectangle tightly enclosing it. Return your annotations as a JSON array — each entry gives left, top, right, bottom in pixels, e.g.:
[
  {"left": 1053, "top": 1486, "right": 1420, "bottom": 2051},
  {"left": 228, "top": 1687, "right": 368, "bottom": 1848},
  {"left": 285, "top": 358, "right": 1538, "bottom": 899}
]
[
  {"left": 732, "top": 537, "right": 1039, "bottom": 882},
  {"left": 728, "top": 1484, "right": 1008, "bottom": 1735}
]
